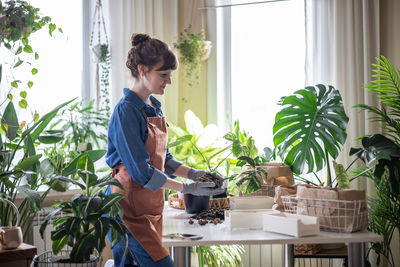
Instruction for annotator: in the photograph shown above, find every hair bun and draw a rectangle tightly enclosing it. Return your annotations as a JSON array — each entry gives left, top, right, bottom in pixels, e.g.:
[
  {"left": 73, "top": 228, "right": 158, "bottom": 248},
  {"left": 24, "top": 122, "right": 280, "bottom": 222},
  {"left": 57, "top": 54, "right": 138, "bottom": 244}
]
[{"left": 131, "top": 33, "right": 150, "bottom": 46}]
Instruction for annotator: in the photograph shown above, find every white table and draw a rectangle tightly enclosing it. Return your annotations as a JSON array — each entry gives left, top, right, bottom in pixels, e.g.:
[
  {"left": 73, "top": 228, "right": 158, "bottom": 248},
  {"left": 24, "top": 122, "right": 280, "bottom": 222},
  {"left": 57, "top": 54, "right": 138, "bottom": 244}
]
[{"left": 162, "top": 205, "right": 382, "bottom": 267}]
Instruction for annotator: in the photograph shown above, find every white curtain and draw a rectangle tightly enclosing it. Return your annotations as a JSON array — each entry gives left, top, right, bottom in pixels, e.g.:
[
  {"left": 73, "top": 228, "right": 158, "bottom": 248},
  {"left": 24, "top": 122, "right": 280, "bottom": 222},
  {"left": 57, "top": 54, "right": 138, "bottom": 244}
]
[
  {"left": 104, "top": 0, "right": 179, "bottom": 122},
  {"left": 305, "top": 0, "right": 380, "bottom": 193}
]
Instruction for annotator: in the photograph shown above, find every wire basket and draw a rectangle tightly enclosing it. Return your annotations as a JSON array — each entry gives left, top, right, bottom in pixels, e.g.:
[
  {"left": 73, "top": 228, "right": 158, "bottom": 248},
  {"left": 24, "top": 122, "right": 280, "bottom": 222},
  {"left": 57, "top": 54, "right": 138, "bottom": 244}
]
[
  {"left": 31, "top": 250, "right": 102, "bottom": 267},
  {"left": 281, "top": 195, "right": 369, "bottom": 232}
]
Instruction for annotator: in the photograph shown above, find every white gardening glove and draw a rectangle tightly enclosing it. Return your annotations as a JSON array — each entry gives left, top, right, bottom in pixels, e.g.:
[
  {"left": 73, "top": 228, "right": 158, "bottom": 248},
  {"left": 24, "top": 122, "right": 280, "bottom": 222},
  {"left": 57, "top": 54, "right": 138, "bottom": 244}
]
[{"left": 182, "top": 181, "right": 225, "bottom": 196}]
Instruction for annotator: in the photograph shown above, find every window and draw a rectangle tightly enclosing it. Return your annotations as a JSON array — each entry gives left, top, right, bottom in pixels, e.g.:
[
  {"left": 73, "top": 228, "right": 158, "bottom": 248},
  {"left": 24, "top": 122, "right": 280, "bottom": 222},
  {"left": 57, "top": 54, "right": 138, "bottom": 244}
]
[
  {"left": 227, "top": 0, "right": 306, "bottom": 150},
  {"left": 28, "top": 0, "right": 83, "bottom": 117}
]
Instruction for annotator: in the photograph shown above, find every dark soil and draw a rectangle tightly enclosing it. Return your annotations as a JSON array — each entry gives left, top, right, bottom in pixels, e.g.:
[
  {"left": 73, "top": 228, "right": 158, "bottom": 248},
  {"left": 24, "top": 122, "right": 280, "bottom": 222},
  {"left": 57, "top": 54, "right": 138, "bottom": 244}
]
[
  {"left": 189, "top": 208, "right": 227, "bottom": 226},
  {"left": 197, "top": 172, "right": 223, "bottom": 188}
]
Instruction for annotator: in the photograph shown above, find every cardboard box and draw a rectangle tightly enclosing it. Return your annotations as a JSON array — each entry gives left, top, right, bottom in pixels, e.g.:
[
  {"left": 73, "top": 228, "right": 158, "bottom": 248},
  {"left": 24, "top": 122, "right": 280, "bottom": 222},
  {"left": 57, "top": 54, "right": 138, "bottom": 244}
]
[{"left": 230, "top": 196, "right": 274, "bottom": 210}]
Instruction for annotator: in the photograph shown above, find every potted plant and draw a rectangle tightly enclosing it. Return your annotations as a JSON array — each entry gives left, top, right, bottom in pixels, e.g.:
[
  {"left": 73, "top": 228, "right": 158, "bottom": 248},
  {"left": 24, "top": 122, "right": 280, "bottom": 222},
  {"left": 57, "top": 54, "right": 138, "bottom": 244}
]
[
  {"left": 37, "top": 150, "right": 128, "bottom": 266},
  {"left": 174, "top": 26, "right": 211, "bottom": 87},
  {"left": 349, "top": 55, "right": 400, "bottom": 266}
]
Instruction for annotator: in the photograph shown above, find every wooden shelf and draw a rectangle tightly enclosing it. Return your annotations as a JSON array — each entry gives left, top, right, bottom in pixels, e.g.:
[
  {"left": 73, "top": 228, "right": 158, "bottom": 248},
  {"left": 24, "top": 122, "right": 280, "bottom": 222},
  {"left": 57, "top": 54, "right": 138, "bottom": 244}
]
[{"left": 0, "top": 243, "right": 37, "bottom": 267}]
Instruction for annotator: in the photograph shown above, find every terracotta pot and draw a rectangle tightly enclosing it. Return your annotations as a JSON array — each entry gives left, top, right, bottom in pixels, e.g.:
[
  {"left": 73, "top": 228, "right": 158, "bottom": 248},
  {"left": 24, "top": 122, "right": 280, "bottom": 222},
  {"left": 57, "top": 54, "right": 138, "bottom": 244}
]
[{"left": 183, "top": 194, "right": 209, "bottom": 214}]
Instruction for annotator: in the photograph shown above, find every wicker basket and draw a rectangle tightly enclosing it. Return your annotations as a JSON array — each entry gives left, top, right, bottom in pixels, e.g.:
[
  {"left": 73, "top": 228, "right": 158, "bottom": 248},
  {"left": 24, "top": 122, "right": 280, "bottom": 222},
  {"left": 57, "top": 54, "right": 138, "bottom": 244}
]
[
  {"left": 209, "top": 197, "right": 230, "bottom": 209},
  {"left": 167, "top": 193, "right": 185, "bottom": 210},
  {"left": 168, "top": 194, "right": 230, "bottom": 210},
  {"left": 282, "top": 195, "right": 368, "bottom": 232},
  {"left": 294, "top": 243, "right": 321, "bottom": 255}
]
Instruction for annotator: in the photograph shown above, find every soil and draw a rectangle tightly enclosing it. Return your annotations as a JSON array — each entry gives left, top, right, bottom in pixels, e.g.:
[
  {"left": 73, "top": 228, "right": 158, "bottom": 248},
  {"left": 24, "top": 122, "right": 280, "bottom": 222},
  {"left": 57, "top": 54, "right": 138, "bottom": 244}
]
[
  {"left": 197, "top": 172, "right": 224, "bottom": 188},
  {"left": 189, "top": 208, "right": 227, "bottom": 226}
]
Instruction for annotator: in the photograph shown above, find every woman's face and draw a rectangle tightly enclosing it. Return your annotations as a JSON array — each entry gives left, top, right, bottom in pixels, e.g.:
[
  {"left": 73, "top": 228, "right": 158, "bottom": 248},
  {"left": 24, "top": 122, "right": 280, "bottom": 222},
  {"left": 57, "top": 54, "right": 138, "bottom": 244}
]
[{"left": 141, "top": 61, "right": 173, "bottom": 95}]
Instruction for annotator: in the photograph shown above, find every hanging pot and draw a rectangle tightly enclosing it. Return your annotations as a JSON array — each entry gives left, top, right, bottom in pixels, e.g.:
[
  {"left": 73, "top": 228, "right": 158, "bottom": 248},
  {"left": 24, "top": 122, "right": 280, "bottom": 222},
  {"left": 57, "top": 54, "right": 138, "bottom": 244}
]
[
  {"left": 200, "top": 40, "right": 212, "bottom": 61},
  {"left": 90, "top": 43, "right": 109, "bottom": 63}
]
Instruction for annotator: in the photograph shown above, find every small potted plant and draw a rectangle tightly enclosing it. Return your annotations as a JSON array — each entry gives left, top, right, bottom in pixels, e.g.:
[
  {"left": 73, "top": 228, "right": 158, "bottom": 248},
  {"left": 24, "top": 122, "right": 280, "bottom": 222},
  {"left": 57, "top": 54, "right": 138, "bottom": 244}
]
[
  {"left": 36, "top": 150, "right": 128, "bottom": 266},
  {"left": 174, "top": 25, "right": 212, "bottom": 86}
]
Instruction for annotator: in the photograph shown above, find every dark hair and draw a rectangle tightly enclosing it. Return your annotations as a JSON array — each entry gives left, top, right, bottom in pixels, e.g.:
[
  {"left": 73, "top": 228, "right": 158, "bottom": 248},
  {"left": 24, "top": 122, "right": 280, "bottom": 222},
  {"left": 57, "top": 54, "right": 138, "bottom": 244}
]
[{"left": 126, "top": 33, "right": 177, "bottom": 78}]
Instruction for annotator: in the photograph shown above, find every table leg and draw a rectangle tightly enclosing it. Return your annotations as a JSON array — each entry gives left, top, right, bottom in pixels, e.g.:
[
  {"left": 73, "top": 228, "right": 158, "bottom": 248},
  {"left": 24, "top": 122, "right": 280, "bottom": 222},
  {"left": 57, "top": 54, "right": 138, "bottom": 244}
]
[
  {"left": 284, "top": 244, "right": 294, "bottom": 267},
  {"left": 347, "top": 242, "right": 366, "bottom": 267},
  {"left": 171, "top": 247, "right": 191, "bottom": 267}
]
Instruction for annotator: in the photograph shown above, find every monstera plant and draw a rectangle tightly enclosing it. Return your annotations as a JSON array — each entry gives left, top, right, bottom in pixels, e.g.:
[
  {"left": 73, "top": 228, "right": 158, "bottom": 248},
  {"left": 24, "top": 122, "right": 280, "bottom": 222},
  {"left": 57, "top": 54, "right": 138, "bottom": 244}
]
[{"left": 273, "top": 84, "right": 349, "bottom": 186}]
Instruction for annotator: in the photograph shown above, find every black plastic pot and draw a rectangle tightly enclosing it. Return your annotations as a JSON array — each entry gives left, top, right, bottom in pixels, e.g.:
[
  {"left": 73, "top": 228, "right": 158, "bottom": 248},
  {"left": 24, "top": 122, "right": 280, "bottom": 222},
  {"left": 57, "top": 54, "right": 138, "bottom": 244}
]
[{"left": 183, "top": 194, "right": 209, "bottom": 214}]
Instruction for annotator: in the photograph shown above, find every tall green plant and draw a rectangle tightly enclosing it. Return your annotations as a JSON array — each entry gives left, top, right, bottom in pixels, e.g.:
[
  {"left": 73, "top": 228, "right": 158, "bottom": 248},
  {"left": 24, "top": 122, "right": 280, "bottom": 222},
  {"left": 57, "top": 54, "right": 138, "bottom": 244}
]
[
  {"left": 0, "top": 99, "right": 74, "bottom": 237},
  {"left": 350, "top": 55, "right": 400, "bottom": 267},
  {"left": 273, "top": 84, "right": 349, "bottom": 186}
]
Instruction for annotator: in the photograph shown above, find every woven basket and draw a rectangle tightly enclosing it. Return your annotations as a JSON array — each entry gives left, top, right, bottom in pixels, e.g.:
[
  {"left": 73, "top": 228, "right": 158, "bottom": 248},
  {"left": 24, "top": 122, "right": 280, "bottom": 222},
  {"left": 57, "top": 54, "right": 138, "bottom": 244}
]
[
  {"left": 168, "top": 194, "right": 230, "bottom": 210},
  {"left": 294, "top": 243, "right": 321, "bottom": 255},
  {"left": 168, "top": 193, "right": 185, "bottom": 210},
  {"left": 209, "top": 197, "right": 230, "bottom": 209}
]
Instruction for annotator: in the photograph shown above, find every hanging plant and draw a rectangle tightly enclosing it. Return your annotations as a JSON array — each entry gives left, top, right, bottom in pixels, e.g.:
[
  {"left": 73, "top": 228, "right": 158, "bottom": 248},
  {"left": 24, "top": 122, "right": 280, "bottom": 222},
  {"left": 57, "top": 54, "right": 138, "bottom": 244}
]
[
  {"left": 0, "top": 0, "right": 60, "bottom": 111},
  {"left": 174, "top": 25, "right": 211, "bottom": 87},
  {"left": 89, "top": 0, "right": 111, "bottom": 115}
]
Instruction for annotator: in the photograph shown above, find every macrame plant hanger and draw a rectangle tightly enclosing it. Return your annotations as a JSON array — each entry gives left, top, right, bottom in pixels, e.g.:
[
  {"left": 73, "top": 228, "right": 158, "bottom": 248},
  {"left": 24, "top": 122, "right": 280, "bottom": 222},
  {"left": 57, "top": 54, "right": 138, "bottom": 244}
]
[{"left": 89, "top": 0, "right": 109, "bottom": 111}]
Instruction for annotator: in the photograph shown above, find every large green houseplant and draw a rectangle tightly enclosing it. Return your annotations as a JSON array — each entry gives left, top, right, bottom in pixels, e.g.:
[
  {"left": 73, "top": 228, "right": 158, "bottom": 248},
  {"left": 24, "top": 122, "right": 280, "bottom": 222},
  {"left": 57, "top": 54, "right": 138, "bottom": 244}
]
[
  {"left": 39, "top": 150, "right": 128, "bottom": 264},
  {"left": 350, "top": 55, "right": 400, "bottom": 266},
  {"left": 272, "top": 84, "right": 349, "bottom": 186},
  {"left": 0, "top": 99, "right": 73, "bottom": 237}
]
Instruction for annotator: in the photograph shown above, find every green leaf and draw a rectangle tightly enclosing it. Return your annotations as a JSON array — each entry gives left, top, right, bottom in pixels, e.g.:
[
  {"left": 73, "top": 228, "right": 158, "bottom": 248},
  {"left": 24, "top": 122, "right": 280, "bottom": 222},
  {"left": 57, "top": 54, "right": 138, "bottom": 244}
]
[
  {"left": 52, "top": 235, "right": 67, "bottom": 255},
  {"left": 333, "top": 161, "right": 350, "bottom": 189},
  {"left": 1, "top": 101, "right": 19, "bottom": 141},
  {"left": 19, "top": 99, "right": 28, "bottom": 109},
  {"left": 31, "top": 68, "right": 38, "bottom": 75},
  {"left": 49, "top": 23, "right": 56, "bottom": 35},
  {"left": 61, "top": 150, "right": 106, "bottom": 176},
  {"left": 28, "top": 81, "right": 33, "bottom": 88},
  {"left": 273, "top": 84, "right": 349, "bottom": 175},
  {"left": 16, "top": 185, "right": 41, "bottom": 210},
  {"left": 16, "top": 46, "right": 22, "bottom": 55},
  {"left": 168, "top": 135, "right": 193, "bottom": 148},
  {"left": 24, "top": 45, "right": 33, "bottom": 53},
  {"left": 7, "top": 94, "right": 12, "bottom": 101},
  {"left": 13, "top": 59, "right": 23, "bottom": 68},
  {"left": 38, "top": 129, "right": 64, "bottom": 144},
  {"left": 77, "top": 155, "right": 97, "bottom": 186},
  {"left": 11, "top": 80, "right": 18, "bottom": 88},
  {"left": 20, "top": 91, "right": 27, "bottom": 98},
  {"left": 15, "top": 154, "right": 42, "bottom": 170},
  {"left": 34, "top": 52, "right": 39, "bottom": 60},
  {"left": 22, "top": 37, "right": 28, "bottom": 46},
  {"left": 58, "top": 27, "right": 63, "bottom": 33}
]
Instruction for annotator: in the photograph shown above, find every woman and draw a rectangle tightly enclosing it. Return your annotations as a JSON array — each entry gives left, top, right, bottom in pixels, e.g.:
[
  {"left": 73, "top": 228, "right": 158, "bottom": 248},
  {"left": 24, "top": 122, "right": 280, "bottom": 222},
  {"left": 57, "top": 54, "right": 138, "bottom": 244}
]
[{"left": 106, "top": 33, "right": 224, "bottom": 267}]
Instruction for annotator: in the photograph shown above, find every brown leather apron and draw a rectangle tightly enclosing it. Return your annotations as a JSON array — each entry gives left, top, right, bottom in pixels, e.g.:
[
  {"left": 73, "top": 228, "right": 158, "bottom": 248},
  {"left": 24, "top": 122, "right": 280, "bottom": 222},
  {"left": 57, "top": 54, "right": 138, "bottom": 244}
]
[{"left": 111, "top": 109, "right": 169, "bottom": 262}]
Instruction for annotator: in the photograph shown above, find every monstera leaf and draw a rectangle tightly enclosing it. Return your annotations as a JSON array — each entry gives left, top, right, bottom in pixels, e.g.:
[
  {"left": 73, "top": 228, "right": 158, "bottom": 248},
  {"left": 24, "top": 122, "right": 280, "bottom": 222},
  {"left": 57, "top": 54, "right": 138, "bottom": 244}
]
[{"left": 273, "top": 84, "right": 349, "bottom": 175}]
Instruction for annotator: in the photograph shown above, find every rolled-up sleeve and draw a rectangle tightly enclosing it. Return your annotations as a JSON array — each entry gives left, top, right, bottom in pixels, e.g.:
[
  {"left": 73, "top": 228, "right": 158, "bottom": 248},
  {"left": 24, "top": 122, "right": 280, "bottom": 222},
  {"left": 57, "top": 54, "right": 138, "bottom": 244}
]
[
  {"left": 164, "top": 150, "right": 182, "bottom": 178},
  {"left": 108, "top": 103, "right": 167, "bottom": 191}
]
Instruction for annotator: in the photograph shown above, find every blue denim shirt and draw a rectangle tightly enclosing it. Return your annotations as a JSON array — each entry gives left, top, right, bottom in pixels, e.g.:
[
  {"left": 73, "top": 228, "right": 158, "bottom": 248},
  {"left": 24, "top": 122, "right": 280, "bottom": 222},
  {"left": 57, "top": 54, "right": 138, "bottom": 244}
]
[{"left": 106, "top": 88, "right": 182, "bottom": 192}]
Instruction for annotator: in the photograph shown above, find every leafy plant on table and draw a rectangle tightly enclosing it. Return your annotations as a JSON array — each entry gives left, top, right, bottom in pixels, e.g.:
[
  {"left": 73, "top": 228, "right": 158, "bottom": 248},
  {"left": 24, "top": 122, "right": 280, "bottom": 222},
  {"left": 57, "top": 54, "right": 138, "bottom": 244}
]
[
  {"left": 40, "top": 150, "right": 128, "bottom": 263},
  {"left": 224, "top": 120, "right": 271, "bottom": 195},
  {"left": 272, "top": 84, "right": 349, "bottom": 187}
]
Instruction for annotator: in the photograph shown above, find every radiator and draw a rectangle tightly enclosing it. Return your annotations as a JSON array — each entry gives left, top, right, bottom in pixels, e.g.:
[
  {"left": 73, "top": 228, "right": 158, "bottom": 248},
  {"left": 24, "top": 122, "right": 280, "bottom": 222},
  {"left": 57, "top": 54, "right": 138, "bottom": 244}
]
[{"left": 30, "top": 207, "right": 71, "bottom": 254}]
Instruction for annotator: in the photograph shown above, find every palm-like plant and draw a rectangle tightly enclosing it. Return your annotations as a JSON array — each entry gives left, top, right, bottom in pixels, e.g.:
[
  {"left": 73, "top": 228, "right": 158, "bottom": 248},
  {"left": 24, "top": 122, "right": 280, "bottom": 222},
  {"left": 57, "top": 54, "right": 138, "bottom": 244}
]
[
  {"left": 273, "top": 84, "right": 349, "bottom": 186},
  {"left": 354, "top": 55, "right": 400, "bottom": 145}
]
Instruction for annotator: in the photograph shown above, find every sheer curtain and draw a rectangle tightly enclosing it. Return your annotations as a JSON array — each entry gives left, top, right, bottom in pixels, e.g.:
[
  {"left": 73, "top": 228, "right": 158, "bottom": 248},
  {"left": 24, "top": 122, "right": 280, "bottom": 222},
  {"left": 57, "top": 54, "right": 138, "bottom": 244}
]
[
  {"left": 305, "top": 0, "right": 380, "bottom": 193},
  {"left": 104, "top": 0, "right": 179, "bottom": 123}
]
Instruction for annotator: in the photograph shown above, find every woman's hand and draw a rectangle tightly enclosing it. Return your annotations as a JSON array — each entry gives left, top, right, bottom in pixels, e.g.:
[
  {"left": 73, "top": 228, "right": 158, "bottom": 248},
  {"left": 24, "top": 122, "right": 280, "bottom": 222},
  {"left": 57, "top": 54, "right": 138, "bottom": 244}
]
[{"left": 182, "top": 181, "right": 225, "bottom": 196}]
